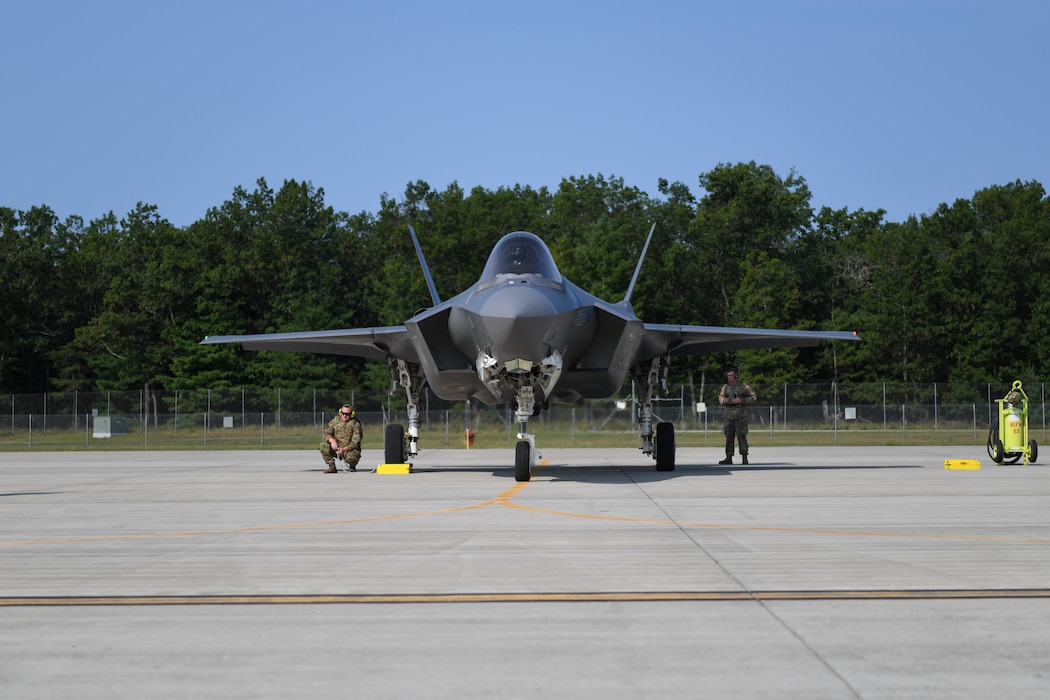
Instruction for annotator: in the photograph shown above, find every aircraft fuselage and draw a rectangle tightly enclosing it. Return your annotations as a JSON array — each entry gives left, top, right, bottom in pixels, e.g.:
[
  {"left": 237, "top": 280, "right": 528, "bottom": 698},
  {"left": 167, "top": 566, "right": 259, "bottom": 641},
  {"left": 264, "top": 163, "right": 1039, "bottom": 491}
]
[{"left": 403, "top": 232, "right": 640, "bottom": 405}]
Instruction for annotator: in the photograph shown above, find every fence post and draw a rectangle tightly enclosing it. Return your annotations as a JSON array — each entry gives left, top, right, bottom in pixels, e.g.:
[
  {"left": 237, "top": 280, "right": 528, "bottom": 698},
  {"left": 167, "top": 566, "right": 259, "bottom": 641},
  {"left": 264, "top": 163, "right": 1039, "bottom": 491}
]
[
  {"left": 679, "top": 385, "right": 684, "bottom": 431},
  {"left": 783, "top": 383, "right": 787, "bottom": 430},
  {"left": 987, "top": 383, "right": 992, "bottom": 431}
]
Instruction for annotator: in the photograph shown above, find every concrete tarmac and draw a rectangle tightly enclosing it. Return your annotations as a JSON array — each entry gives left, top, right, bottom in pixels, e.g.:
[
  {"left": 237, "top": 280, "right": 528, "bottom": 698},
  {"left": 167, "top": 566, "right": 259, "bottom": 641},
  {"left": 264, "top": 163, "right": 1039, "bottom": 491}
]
[{"left": 2, "top": 444, "right": 1049, "bottom": 699}]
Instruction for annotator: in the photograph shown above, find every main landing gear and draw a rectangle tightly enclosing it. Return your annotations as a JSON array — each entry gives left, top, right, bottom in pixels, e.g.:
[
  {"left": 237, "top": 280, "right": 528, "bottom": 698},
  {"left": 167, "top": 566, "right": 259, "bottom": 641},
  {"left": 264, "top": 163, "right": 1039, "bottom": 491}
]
[
  {"left": 635, "top": 357, "right": 676, "bottom": 472},
  {"left": 382, "top": 355, "right": 678, "bottom": 481},
  {"left": 384, "top": 359, "right": 426, "bottom": 466}
]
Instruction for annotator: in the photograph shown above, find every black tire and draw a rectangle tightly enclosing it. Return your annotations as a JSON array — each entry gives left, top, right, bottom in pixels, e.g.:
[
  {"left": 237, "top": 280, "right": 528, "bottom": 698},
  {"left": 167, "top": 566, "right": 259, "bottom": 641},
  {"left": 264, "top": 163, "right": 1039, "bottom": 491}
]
[
  {"left": 986, "top": 422, "right": 1000, "bottom": 462},
  {"left": 991, "top": 438, "right": 1005, "bottom": 464},
  {"left": 385, "top": 423, "right": 405, "bottom": 464},
  {"left": 514, "top": 440, "right": 531, "bottom": 482},
  {"left": 1029, "top": 439, "right": 1038, "bottom": 464},
  {"left": 654, "top": 421, "right": 676, "bottom": 472}
]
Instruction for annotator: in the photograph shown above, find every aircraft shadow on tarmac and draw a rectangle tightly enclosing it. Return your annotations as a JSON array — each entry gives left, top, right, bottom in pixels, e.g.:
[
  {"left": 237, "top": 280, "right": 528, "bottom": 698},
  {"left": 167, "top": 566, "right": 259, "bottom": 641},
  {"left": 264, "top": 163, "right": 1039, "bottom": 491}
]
[{"left": 389, "top": 462, "right": 923, "bottom": 484}]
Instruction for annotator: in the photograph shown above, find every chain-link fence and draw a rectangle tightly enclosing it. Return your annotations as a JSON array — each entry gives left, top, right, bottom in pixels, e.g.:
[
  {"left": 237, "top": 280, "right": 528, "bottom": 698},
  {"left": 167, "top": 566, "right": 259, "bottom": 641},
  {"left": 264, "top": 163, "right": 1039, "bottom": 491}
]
[{"left": 2, "top": 382, "right": 1046, "bottom": 451}]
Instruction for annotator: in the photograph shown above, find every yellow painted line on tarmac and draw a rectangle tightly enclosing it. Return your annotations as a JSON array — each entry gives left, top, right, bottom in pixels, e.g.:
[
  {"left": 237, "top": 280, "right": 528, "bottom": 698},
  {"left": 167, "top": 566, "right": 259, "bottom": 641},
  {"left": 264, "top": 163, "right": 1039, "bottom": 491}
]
[
  {"left": 500, "top": 462, "right": 1050, "bottom": 544},
  {"left": 5, "top": 456, "right": 1050, "bottom": 547},
  {"left": 1, "top": 462, "right": 548, "bottom": 547},
  {"left": 3, "top": 589, "right": 1050, "bottom": 607}
]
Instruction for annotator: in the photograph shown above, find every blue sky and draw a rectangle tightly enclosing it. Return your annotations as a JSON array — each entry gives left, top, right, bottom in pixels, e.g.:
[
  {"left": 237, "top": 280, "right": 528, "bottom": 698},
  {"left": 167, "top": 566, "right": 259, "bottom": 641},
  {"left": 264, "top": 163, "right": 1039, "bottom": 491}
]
[{"left": 3, "top": 0, "right": 1047, "bottom": 227}]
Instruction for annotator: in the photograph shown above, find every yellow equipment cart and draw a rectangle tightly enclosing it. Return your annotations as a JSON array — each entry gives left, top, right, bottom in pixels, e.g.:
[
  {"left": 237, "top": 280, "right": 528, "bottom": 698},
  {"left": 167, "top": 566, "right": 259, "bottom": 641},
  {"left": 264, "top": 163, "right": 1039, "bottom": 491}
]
[{"left": 987, "top": 380, "right": 1039, "bottom": 465}]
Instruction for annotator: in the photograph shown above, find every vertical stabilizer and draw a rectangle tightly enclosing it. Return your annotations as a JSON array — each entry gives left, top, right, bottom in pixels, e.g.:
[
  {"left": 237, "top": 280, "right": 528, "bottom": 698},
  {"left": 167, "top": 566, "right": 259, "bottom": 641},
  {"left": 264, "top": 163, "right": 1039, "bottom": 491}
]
[
  {"left": 409, "top": 225, "right": 442, "bottom": 306},
  {"left": 622, "top": 223, "right": 656, "bottom": 306}
]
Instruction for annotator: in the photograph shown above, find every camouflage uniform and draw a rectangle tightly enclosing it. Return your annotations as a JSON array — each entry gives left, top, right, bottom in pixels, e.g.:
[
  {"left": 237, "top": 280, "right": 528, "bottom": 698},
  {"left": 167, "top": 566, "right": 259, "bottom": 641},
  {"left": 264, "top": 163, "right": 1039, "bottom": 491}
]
[
  {"left": 320, "top": 411, "right": 363, "bottom": 473},
  {"left": 719, "top": 378, "right": 756, "bottom": 463}
]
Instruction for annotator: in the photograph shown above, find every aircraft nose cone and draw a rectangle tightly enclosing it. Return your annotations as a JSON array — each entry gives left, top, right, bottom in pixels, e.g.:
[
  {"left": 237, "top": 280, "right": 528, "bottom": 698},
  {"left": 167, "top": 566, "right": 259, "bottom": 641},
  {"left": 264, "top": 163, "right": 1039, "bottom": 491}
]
[
  {"left": 478, "top": 284, "right": 557, "bottom": 360},
  {"left": 480, "top": 283, "right": 555, "bottom": 319}
]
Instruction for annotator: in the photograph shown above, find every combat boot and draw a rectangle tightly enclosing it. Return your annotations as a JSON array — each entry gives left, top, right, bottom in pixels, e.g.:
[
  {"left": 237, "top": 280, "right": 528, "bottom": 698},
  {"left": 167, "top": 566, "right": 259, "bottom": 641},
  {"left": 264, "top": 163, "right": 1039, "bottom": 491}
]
[
  {"left": 741, "top": 454, "right": 749, "bottom": 465},
  {"left": 324, "top": 461, "right": 338, "bottom": 474},
  {"left": 718, "top": 456, "right": 733, "bottom": 465}
]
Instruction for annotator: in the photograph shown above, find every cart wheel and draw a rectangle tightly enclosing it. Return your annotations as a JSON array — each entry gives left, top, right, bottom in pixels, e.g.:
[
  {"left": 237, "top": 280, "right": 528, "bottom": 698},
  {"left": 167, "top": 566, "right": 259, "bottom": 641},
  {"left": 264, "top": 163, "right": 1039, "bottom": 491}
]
[
  {"left": 986, "top": 422, "right": 1000, "bottom": 462},
  {"left": 1029, "top": 439, "right": 1038, "bottom": 464},
  {"left": 990, "top": 437, "right": 1005, "bottom": 464}
]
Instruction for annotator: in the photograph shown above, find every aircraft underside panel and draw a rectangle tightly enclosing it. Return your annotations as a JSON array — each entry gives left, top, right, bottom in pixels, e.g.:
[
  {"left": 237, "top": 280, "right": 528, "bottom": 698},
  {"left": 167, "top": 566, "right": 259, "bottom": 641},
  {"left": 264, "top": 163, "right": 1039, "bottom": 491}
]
[{"left": 422, "top": 369, "right": 492, "bottom": 403}]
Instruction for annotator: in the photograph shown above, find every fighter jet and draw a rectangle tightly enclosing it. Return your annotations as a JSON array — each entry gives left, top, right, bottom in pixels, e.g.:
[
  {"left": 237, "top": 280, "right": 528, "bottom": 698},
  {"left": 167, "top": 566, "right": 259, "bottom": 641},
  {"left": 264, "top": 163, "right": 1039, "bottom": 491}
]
[{"left": 201, "top": 225, "right": 859, "bottom": 481}]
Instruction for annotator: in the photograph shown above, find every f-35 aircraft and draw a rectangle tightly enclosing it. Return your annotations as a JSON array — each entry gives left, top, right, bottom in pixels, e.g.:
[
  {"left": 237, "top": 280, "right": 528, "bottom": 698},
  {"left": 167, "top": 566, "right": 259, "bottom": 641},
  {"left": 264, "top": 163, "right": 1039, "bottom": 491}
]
[{"left": 201, "top": 226, "right": 858, "bottom": 481}]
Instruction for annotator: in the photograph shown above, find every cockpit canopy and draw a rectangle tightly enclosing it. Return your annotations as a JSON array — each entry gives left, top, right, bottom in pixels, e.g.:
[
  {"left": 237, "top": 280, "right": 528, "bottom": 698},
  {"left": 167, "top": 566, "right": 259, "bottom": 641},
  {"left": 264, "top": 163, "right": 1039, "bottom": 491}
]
[{"left": 479, "top": 231, "right": 563, "bottom": 283}]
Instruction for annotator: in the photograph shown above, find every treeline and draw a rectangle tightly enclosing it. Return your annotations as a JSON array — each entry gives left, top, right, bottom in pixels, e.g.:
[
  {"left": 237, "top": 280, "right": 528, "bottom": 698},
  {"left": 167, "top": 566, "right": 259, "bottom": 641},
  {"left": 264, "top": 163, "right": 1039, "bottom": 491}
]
[{"left": 2, "top": 162, "right": 1048, "bottom": 399}]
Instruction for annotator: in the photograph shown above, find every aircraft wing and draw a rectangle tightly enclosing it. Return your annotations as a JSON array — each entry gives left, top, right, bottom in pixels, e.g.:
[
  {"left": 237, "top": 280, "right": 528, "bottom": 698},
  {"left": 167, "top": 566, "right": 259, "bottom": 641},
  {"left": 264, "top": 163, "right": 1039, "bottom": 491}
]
[
  {"left": 199, "top": 326, "right": 418, "bottom": 362},
  {"left": 638, "top": 323, "right": 859, "bottom": 359}
]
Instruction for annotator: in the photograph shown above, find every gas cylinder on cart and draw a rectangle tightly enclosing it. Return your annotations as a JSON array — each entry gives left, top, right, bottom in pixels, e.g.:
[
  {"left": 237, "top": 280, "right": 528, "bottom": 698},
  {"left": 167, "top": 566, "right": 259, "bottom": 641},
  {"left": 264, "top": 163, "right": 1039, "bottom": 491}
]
[{"left": 1004, "top": 408, "right": 1025, "bottom": 452}]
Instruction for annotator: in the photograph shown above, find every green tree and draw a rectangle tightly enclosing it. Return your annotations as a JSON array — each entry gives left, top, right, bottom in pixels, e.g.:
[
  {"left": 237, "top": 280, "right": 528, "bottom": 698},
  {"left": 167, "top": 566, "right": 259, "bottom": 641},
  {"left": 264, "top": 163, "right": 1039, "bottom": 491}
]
[
  {"left": 692, "top": 161, "right": 814, "bottom": 327},
  {"left": 547, "top": 174, "right": 654, "bottom": 301},
  {"left": 70, "top": 204, "right": 194, "bottom": 418},
  {"left": 733, "top": 251, "right": 806, "bottom": 383},
  {"left": 929, "top": 180, "right": 1050, "bottom": 381},
  {"left": 852, "top": 217, "right": 947, "bottom": 382},
  {"left": 800, "top": 206, "right": 887, "bottom": 382},
  {"left": 657, "top": 163, "right": 816, "bottom": 390},
  {"left": 5, "top": 169, "right": 1048, "bottom": 395},
  {"left": 176, "top": 179, "right": 361, "bottom": 392},
  {"left": 0, "top": 206, "right": 82, "bottom": 392}
]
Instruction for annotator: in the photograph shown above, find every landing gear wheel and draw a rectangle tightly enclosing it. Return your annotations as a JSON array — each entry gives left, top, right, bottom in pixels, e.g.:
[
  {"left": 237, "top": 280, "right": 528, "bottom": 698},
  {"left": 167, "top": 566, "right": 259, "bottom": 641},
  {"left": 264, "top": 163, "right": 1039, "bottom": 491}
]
[
  {"left": 1029, "top": 439, "right": 1038, "bottom": 464},
  {"left": 654, "top": 421, "right": 676, "bottom": 471},
  {"left": 385, "top": 423, "right": 405, "bottom": 464},
  {"left": 514, "top": 440, "right": 532, "bottom": 482}
]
